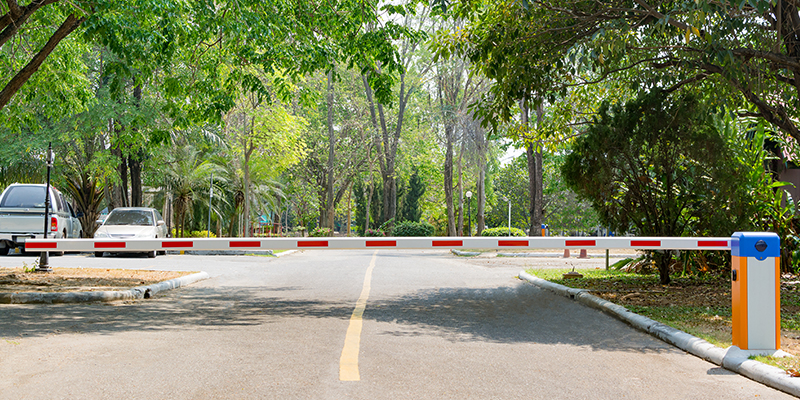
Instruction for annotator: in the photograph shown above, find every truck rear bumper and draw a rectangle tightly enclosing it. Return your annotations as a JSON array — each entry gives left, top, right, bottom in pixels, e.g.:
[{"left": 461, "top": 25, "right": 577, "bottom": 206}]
[{"left": 0, "top": 233, "right": 46, "bottom": 248}]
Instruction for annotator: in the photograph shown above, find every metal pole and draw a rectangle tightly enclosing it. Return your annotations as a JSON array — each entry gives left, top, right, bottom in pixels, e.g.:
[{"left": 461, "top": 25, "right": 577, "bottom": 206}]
[
  {"left": 467, "top": 199, "right": 471, "bottom": 237},
  {"left": 37, "top": 143, "right": 53, "bottom": 272},
  {"left": 507, "top": 198, "right": 511, "bottom": 237},
  {"left": 207, "top": 173, "right": 213, "bottom": 238}
]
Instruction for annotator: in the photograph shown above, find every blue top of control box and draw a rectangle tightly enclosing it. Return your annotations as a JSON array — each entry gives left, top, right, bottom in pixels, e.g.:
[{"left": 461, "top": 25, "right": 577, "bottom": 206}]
[{"left": 731, "top": 232, "right": 780, "bottom": 260}]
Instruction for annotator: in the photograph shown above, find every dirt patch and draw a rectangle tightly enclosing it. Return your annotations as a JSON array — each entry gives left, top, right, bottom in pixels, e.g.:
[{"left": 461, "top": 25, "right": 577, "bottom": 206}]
[{"left": 0, "top": 267, "right": 194, "bottom": 293}]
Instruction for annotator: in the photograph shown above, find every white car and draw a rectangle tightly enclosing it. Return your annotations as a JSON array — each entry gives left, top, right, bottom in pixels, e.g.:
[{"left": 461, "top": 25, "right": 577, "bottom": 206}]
[{"left": 94, "top": 207, "right": 168, "bottom": 258}]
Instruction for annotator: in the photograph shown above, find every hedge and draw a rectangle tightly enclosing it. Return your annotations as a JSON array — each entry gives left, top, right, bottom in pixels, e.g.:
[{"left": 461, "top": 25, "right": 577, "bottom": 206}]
[
  {"left": 480, "top": 227, "right": 526, "bottom": 237},
  {"left": 392, "top": 221, "right": 435, "bottom": 237}
]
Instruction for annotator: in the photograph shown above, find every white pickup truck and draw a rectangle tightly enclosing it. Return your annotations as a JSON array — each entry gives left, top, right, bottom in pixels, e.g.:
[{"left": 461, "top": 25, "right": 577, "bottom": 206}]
[{"left": 0, "top": 183, "right": 83, "bottom": 255}]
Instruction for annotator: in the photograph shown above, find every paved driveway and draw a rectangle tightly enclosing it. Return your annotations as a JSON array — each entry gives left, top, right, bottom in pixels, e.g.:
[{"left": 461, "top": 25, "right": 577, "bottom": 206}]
[{"left": 0, "top": 250, "right": 792, "bottom": 399}]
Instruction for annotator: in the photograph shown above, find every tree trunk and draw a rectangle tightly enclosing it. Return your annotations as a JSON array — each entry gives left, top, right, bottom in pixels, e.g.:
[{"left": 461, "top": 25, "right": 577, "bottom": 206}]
[
  {"left": 532, "top": 102, "right": 544, "bottom": 236},
  {"left": 522, "top": 95, "right": 544, "bottom": 236},
  {"left": 325, "top": 70, "right": 336, "bottom": 232},
  {"left": 477, "top": 165, "right": 486, "bottom": 235},
  {"left": 365, "top": 177, "right": 373, "bottom": 231},
  {"left": 362, "top": 72, "right": 406, "bottom": 229},
  {"left": 110, "top": 145, "right": 128, "bottom": 210},
  {"left": 346, "top": 189, "right": 351, "bottom": 236},
  {"left": 457, "top": 142, "right": 465, "bottom": 236},
  {"left": 476, "top": 124, "right": 487, "bottom": 235},
  {"left": 444, "top": 124, "right": 456, "bottom": 236},
  {"left": 243, "top": 138, "right": 253, "bottom": 238},
  {"left": 129, "top": 155, "right": 142, "bottom": 207},
  {"left": 654, "top": 251, "right": 672, "bottom": 284},
  {"left": 129, "top": 82, "right": 143, "bottom": 207}
]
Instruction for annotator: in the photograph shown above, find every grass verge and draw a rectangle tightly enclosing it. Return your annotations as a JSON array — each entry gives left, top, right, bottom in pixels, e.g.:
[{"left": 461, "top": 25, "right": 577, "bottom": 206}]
[{"left": 526, "top": 267, "right": 800, "bottom": 371}]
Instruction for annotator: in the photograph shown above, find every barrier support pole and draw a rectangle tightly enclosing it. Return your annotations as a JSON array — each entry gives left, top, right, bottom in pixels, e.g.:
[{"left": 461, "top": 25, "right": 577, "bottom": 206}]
[{"left": 731, "top": 232, "right": 781, "bottom": 353}]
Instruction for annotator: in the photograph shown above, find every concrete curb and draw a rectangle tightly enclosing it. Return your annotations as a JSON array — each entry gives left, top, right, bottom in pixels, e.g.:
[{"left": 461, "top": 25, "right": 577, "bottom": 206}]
[
  {"left": 450, "top": 249, "right": 481, "bottom": 257},
  {"left": 449, "top": 249, "right": 633, "bottom": 258},
  {"left": 499, "top": 252, "right": 632, "bottom": 258},
  {"left": 0, "top": 271, "right": 210, "bottom": 304},
  {"left": 274, "top": 250, "right": 298, "bottom": 257},
  {"left": 166, "top": 250, "right": 274, "bottom": 256},
  {"left": 518, "top": 270, "right": 800, "bottom": 397}
]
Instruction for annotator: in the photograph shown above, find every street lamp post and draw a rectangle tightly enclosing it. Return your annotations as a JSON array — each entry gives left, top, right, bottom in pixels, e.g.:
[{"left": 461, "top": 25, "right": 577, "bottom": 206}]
[
  {"left": 507, "top": 198, "right": 511, "bottom": 237},
  {"left": 502, "top": 196, "right": 511, "bottom": 237},
  {"left": 37, "top": 143, "right": 54, "bottom": 272},
  {"left": 465, "top": 191, "right": 472, "bottom": 237}
]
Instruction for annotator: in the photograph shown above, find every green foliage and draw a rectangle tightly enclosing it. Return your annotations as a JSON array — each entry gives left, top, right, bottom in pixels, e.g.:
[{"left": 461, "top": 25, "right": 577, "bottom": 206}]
[
  {"left": 561, "top": 90, "right": 753, "bottom": 283},
  {"left": 542, "top": 152, "right": 601, "bottom": 235},
  {"left": 310, "top": 227, "right": 332, "bottom": 237},
  {"left": 486, "top": 156, "right": 530, "bottom": 231},
  {"left": 398, "top": 169, "right": 425, "bottom": 222},
  {"left": 170, "top": 229, "right": 216, "bottom": 238},
  {"left": 481, "top": 227, "right": 525, "bottom": 237},
  {"left": 446, "top": 0, "right": 800, "bottom": 145},
  {"left": 379, "top": 217, "right": 396, "bottom": 233},
  {"left": 392, "top": 221, "right": 435, "bottom": 237},
  {"left": 718, "top": 115, "right": 800, "bottom": 272},
  {"left": 364, "top": 229, "right": 386, "bottom": 237},
  {"left": 488, "top": 152, "right": 600, "bottom": 235}
]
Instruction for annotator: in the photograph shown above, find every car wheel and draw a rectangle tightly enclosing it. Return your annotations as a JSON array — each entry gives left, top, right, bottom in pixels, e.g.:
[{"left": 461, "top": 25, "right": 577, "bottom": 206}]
[
  {"left": 0, "top": 247, "right": 8, "bottom": 256},
  {"left": 147, "top": 250, "right": 156, "bottom": 258},
  {"left": 95, "top": 251, "right": 103, "bottom": 258}
]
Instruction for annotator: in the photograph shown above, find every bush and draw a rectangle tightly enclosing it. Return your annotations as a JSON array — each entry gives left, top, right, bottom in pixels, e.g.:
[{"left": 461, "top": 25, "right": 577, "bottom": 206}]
[
  {"left": 481, "top": 227, "right": 526, "bottom": 237},
  {"left": 365, "top": 229, "right": 385, "bottom": 237},
  {"left": 310, "top": 227, "right": 332, "bottom": 237},
  {"left": 171, "top": 229, "right": 216, "bottom": 238},
  {"left": 392, "top": 221, "right": 435, "bottom": 237}
]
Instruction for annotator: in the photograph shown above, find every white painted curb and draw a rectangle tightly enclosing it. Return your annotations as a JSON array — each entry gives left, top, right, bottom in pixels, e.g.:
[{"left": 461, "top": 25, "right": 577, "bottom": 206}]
[
  {"left": 274, "top": 250, "right": 298, "bottom": 257},
  {"left": 450, "top": 249, "right": 481, "bottom": 256},
  {"left": 518, "top": 270, "right": 800, "bottom": 397},
  {"left": 0, "top": 271, "right": 209, "bottom": 304}
]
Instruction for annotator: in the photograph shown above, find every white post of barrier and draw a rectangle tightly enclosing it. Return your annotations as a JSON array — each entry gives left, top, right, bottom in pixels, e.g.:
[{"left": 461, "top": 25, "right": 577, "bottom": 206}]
[{"left": 731, "top": 232, "right": 781, "bottom": 352}]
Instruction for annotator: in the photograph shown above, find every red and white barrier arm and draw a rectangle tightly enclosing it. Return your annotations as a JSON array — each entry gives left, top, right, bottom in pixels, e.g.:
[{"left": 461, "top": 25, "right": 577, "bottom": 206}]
[{"left": 24, "top": 236, "right": 731, "bottom": 252}]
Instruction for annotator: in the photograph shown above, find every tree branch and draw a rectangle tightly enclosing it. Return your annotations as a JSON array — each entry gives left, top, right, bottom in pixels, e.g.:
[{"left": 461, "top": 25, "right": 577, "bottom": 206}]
[
  {"left": 0, "top": 13, "right": 84, "bottom": 111},
  {"left": 664, "top": 72, "right": 710, "bottom": 93},
  {"left": 0, "top": 0, "right": 59, "bottom": 46},
  {"left": 567, "top": 56, "right": 668, "bottom": 87}
]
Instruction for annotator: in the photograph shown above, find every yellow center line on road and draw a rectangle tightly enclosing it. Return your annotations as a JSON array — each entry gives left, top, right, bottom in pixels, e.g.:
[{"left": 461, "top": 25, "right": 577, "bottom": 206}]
[{"left": 339, "top": 250, "right": 378, "bottom": 381}]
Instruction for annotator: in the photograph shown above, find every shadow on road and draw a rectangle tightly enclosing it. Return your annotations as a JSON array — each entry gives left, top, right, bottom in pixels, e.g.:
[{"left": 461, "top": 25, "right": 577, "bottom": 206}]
[{"left": 0, "top": 283, "right": 674, "bottom": 354}]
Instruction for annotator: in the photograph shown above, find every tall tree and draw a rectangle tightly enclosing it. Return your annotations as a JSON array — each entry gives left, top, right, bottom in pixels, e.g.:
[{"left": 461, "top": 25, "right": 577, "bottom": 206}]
[
  {"left": 562, "top": 91, "right": 753, "bottom": 284},
  {"left": 362, "top": 6, "right": 432, "bottom": 229},
  {"left": 224, "top": 89, "right": 306, "bottom": 237}
]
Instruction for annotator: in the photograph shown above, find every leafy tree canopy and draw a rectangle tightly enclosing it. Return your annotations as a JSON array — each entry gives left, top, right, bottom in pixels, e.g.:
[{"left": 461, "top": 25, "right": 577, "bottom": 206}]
[
  {"left": 561, "top": 90, "right": 753, "bottom": 283},
  {"left": 442, "top": 0, "right": 800, "bottom": 143}
]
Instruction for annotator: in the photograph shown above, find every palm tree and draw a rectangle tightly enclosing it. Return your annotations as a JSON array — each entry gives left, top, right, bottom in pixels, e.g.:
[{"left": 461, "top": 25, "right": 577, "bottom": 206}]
[
  {"left": 162, "top": 145, "right": 220, "bottom": 237},
  {"left": 212, "top": 152, "right": 284, "bottom": 237}
]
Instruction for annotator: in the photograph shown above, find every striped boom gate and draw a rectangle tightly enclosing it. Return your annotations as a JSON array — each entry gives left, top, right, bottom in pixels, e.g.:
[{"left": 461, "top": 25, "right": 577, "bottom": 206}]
[
  {"left": 26, "top": 232, "right": 780, "bottom": 353},
  {"left": 24, "top": 236, "right": 732, "bottom": 252}
]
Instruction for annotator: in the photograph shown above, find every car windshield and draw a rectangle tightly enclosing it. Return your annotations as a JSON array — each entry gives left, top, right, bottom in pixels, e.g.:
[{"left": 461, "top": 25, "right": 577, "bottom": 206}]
[
  {"left": 0, "top": 186, "right": 48, "bottom": 208},
  {"left": 104, "top": 210, "right": 154, "bottom": 226}
]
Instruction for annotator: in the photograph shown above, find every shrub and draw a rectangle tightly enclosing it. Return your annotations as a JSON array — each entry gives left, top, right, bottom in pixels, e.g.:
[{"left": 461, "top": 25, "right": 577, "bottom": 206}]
[
  {"left": 310, "top": 227, "right": 332, "bottom": 237},
  {"left": 481, "top": 227, "right": 526, "bottom": 237},
  {"left": 392, "top": 221, "right": 435, "bottom": 237},
  {"left": 365, "top": 229, "right": 385, "bottom": 237},
  {"left": 171, "top": 229, "right": 216, "bottom": 238}
]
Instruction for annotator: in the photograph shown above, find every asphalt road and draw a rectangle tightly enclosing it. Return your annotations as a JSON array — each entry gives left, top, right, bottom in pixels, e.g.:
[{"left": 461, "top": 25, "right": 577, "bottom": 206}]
[{"left": 0, "top": 250, "right": 793, "bottom": 399}]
